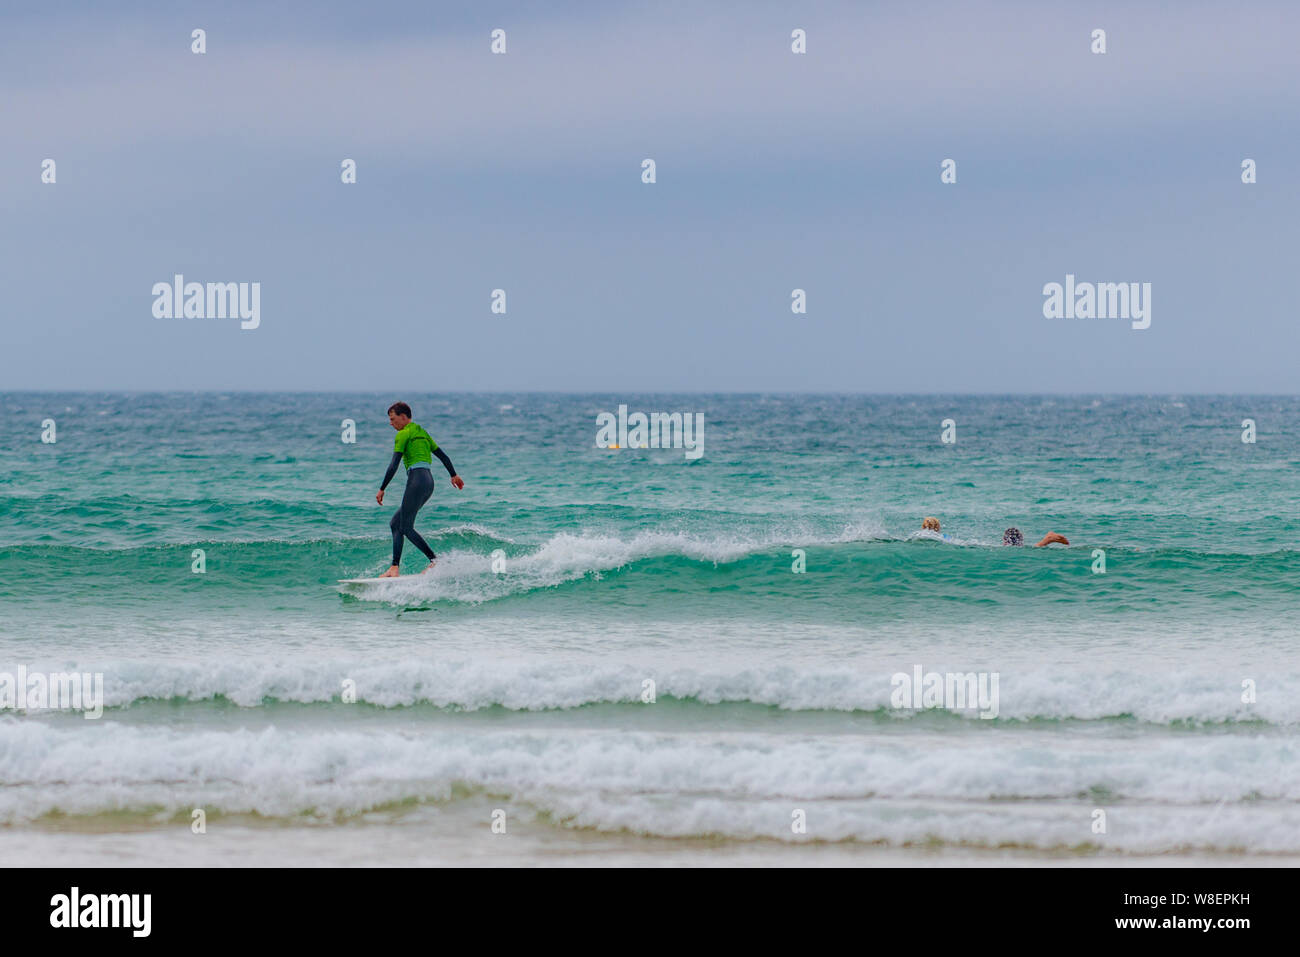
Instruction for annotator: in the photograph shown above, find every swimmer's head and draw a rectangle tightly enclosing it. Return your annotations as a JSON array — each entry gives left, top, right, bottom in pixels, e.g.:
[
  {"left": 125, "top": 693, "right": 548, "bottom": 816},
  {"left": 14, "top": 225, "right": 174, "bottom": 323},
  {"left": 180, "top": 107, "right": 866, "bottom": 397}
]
[
  {"left": 922, "top": 517, "right": 940, "bottom": 532},
  {"left": 1002, "top": 527, "right": 1024, "bottom": 546}
]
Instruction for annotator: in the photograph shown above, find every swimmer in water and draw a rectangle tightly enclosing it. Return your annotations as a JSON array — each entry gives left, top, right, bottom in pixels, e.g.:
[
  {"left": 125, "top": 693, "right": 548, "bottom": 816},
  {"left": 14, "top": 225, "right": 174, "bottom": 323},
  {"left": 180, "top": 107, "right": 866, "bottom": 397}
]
[
  {"left": 920, "top": 517, "right": 954, "bottom": 541},
  {"left": 1003, "top": 527, "right": 1069, "bottom": 547}
]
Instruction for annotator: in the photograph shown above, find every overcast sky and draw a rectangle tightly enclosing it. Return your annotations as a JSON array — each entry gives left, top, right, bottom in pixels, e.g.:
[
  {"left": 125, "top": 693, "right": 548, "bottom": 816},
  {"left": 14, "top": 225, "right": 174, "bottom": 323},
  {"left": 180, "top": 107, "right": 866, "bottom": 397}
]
[{"left": 1, "top": 0, "right": 1296, "bottom": 392}]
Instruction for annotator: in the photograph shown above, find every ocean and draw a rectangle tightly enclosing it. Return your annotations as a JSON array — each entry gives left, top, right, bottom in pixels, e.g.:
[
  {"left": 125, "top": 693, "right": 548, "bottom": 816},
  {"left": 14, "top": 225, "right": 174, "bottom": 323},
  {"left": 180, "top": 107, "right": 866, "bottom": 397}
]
[{"left": 1, "top": 392, "right": 1297, "bottom": 866}]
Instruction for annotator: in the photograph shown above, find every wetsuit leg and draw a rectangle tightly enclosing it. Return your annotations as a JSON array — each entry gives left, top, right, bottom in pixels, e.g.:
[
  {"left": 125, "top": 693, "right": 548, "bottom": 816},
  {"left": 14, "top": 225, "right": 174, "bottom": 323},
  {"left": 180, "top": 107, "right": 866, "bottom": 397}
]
[
  {"left": 391, "top": 468, "right": 436, "bottom": 564},
  {"left": 390, "top": 507, "right": 404, "bottom": 564}
]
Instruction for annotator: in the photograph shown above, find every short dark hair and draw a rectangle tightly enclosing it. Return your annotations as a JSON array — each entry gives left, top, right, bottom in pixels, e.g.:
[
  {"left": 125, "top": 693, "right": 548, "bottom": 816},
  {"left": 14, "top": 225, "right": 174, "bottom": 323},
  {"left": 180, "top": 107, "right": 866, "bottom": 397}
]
[{"left": 387, "top": 401, "right": 412, "bottom": 418}]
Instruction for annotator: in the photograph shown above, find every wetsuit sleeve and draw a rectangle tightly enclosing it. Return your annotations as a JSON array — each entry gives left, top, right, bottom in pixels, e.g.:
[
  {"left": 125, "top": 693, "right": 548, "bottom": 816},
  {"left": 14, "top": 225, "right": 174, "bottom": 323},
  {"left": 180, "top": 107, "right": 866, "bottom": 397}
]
[
  {"left": 433, "top": 446, "right": 456, "bottom": 478},
  {"left": 380, "top": 451, "right": 402, "bottom": 491}
]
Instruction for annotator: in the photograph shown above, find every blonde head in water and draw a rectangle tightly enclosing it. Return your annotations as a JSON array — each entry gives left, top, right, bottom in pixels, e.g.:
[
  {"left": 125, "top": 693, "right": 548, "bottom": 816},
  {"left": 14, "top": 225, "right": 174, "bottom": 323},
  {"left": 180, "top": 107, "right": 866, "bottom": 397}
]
[{"left": 921, "top": 517, "right": 941, "bottom": 532}]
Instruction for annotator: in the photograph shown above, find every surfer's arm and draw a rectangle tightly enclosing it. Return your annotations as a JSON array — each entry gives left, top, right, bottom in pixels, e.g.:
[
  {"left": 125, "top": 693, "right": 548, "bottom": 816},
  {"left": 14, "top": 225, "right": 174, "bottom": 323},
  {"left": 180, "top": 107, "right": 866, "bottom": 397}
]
[
  {"left": 1035, "top": 532, "right": 1069, "bottom": 547},
  {"left": 379, "top": 451, "right": 402, "bottom": 491},
  {"left": 433, "top": 447, "right": 465, "bottom": 489},
  {"left": 432, "top": 447, "right": 456, "bottom": 478}
]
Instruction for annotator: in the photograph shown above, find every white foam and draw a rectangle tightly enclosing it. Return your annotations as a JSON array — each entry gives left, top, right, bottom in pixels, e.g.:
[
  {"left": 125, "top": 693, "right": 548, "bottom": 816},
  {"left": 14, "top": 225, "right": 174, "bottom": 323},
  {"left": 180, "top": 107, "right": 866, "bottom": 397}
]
[
  {"left": 3, "top": 657, "right": 1297, "bottom": 725},
  {"left": 0, "top": 720, "right": 1296, "bottom": 852},
  {"left": 339, "top": 521, "right": 891, "bottom": 604}
]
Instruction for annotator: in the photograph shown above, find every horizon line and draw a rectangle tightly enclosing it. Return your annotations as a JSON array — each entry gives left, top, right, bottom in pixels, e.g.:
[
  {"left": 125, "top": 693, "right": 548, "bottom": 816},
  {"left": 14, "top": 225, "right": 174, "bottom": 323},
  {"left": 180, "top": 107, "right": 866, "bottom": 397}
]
[{"left": 2, "top": 390, "right": 1298, "bottom": 398}]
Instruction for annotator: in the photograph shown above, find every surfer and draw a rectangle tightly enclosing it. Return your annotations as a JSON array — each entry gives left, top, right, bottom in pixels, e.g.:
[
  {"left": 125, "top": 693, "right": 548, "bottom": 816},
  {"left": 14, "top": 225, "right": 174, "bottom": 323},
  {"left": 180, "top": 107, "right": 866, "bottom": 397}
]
[
  {"left": 376, "top": 402, "right": 464, "bottom": 577},
  {"left": 1002, "top": 527, "right": 1069, "bottom": 547}
]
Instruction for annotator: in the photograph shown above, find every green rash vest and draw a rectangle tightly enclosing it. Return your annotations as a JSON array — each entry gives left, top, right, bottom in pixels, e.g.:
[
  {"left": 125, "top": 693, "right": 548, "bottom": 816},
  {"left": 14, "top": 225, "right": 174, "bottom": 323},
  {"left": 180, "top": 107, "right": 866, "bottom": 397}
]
[{"left": 394, "top": 422, "right": 438, "bottom": 468}]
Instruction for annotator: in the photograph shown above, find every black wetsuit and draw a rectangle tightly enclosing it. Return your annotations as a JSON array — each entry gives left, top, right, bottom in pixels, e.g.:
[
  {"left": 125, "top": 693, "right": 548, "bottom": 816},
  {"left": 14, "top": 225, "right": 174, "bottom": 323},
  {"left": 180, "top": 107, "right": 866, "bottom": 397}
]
[{"left": 381, "top": 447, "right": 456, "bottom": 564}]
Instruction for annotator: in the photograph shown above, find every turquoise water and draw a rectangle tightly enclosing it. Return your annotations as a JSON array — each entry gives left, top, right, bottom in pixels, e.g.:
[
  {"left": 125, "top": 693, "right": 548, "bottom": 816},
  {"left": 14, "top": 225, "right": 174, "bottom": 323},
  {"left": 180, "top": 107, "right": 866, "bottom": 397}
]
[{"left": 1, "top": 393, "right": 1298, "bottom": 862}]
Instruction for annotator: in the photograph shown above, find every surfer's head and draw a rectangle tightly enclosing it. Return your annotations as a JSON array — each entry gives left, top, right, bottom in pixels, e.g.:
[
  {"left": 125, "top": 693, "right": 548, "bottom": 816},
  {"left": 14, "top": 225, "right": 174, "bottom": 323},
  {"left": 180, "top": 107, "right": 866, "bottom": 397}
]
[
  {"left": 387, "top": 401, "right": 412, "bottom": 429},
  {"left": 1002, "top": 527, "right": 1024, "bottom": 546},
  {"left": 922, "top": 517, "right": 940, "bottom": 532}
]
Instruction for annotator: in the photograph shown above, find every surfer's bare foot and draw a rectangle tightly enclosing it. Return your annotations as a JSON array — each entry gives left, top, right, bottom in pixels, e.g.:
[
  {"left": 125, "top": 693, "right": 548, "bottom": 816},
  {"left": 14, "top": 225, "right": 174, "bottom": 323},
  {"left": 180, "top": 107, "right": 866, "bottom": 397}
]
[
  {"left": 380, "top": 565, "right": 401, "bottom": 578},
  {"left": 420, "top": 560, "right": 436, "bottom": 575}
]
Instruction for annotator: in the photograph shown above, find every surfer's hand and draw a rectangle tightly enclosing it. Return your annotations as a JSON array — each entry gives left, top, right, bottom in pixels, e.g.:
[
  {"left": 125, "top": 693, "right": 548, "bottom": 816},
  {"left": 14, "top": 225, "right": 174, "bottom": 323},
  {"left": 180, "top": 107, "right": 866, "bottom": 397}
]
[
  {"left": 376, "top": 489, "right": 385, "bottom": 505},
  {"left": 451, "top": 475, "right": 465, "bottom": 490}
]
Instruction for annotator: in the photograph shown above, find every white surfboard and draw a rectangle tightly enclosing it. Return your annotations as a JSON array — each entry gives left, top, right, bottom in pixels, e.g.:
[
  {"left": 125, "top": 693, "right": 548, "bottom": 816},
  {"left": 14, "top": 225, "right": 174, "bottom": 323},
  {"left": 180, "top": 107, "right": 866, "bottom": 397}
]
[
  {"left": 339, "top": 562, "right": 439, "bottom": 585},
  {"left": 338, "top": 571, "right": 437, "bottom": 584}
]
